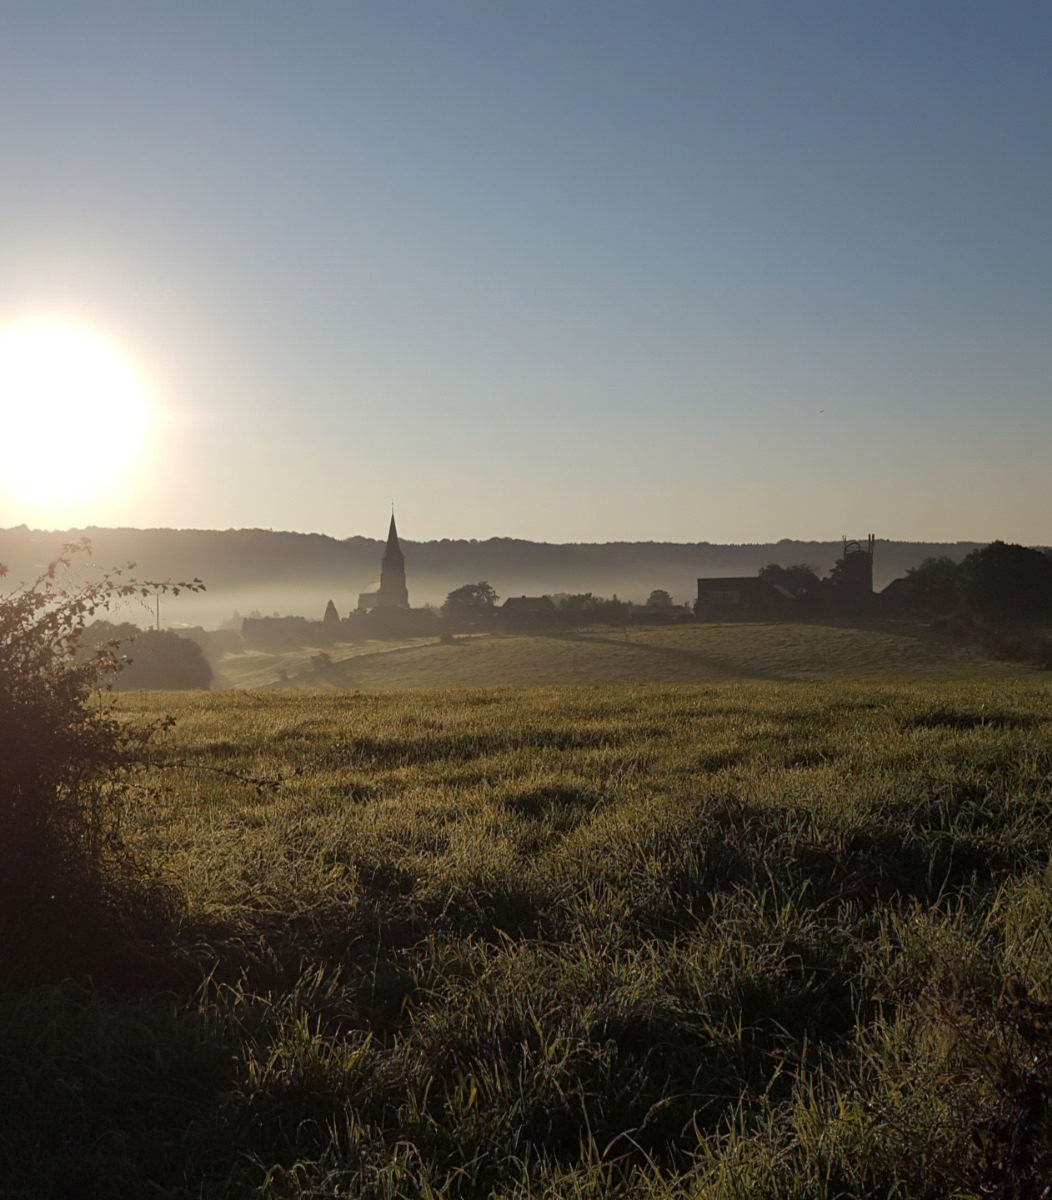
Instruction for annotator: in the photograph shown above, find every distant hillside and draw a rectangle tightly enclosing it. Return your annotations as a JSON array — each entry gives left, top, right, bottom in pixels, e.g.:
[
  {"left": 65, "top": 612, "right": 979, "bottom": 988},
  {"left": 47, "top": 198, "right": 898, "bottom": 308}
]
[{"left": 0, "top": 525, "right": 986, "bottom": 629}]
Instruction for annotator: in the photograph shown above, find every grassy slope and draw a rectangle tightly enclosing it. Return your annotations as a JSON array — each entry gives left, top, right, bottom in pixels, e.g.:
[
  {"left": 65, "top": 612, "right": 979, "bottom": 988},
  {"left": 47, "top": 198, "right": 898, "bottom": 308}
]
[
  {"left": 213, "top": 620, "right": 1027, "bottom": 690},
  {"left": 209, "top": 636, "right": 433, "bottom": 690},
  {"left": 4, "top": 674, "right": 1052, "bottom": 1197}
]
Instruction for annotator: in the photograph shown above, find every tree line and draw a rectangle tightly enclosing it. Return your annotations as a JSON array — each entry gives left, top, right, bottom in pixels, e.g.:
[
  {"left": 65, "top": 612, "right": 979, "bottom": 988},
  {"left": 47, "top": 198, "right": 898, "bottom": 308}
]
[
  {"left": 901, "top": 541, "right": 1052, "bottom": 620},
  {"left": 440, "top": 581, "right": 653, "bottom": 630},
  {"left": 757, "top": 541, "right": 1052, "bottom": 620}
]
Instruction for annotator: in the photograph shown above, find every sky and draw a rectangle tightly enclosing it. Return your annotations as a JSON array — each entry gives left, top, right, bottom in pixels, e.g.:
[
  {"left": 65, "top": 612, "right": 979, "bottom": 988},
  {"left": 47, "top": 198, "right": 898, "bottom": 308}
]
[{"left": 0, "top": 1, "right": 1050, "bottom": 545}]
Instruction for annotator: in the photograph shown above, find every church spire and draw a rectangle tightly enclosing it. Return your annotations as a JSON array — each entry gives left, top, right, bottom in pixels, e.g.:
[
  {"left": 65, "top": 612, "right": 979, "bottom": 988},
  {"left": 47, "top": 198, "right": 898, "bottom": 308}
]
[
  {"left": 386, "top": 511, "right": 402, "bottom": 560},
  {"left": 377, "top": 509, "right": 409, "bottom": 607}
]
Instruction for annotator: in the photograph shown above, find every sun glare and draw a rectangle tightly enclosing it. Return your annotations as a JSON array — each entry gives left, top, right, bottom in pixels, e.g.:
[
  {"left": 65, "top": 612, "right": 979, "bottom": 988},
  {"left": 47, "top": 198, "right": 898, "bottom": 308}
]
[{"left": 0, "top": 320, "right": 154, "bottom": 510}]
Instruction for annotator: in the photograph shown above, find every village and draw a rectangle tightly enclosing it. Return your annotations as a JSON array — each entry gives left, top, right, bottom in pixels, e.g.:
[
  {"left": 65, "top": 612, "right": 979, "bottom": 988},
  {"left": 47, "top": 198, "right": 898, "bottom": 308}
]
[{"left": 241, "top": 518, "right": 895, "bottom": 647}]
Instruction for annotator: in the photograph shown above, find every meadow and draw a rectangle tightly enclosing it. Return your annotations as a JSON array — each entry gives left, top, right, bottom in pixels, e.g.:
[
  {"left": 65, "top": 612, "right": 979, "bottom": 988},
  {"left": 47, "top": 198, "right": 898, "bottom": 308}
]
[
  {"left": 4, "top": 645, "right": 1052, "bottom": 1196},
  {"left": 213, "top": 619, "right": 1016, "bottom": 690}
]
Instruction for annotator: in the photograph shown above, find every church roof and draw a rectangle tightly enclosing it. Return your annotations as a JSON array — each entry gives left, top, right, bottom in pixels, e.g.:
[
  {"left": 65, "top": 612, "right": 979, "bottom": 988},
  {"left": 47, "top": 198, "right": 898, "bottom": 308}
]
[{"left": 385, "top": 513, "right": 403, "bottom": 560}]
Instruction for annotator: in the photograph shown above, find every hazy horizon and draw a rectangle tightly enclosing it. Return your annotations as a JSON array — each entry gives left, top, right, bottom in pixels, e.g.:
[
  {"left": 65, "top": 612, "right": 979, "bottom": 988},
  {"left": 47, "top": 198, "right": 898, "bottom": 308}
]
[
  {"left": 0, "top": 517, "right": 1003, "bottom": 548},
  {"left": 0, "top": 523, "right": 993, "bottom": 630},
  {"left": 2, "top": 3, "right": 1050, "bottom": 545}
]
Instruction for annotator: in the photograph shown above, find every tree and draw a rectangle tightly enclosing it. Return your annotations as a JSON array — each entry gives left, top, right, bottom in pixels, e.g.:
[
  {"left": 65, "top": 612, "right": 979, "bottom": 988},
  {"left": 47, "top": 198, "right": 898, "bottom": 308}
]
[
  {"left": 81, "top": 621, "right": 213, "bottom": 690},
  {"left": 552, "top": 592, "right": 601, "bottom": 617},
  {"left": 961, "top": 541, "right": 1052, "bottom": 620},
  {"left": 904, "top": 556, "right": 964, "bottom": 616},
  {"left": 442, "top": 581, "right": 499, "bottom": 627},
  {"left": 758, "top": 563, "right": 823, "bottom": 598},
  {"left": 80, "top": 619, "right": 212, "bottom": 686},
  {"left": 646, "top": 589, "right": 673, "bottom": 607},
  {"left": 119, "top": 630, "right": 212, "bottom": 690},
  {"left": 0, "top": 543, "right": 202, "bottom": 960},
  {"left": 551, "top": 592, "right": 629, "bottom": 625}
]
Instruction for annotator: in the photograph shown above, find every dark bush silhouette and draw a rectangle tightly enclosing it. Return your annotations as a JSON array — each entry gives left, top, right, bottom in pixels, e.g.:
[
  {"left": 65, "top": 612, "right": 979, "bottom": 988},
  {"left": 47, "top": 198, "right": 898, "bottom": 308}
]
[
  {"left": 961, "top": 541, "right": 1052, "bottom": 620},
  {"left": 0, "top": 545, "right": 202, "bottom": 965},
  {"left": 903, "top": 556, "right": 964, "bottom": 616},
  {"left": 443, "top": 581, "right": 499, "bottom": 628},
  {"left": 758, "top": 562, "right": 823, "bottom": 599},
  {"left": 551, "top": 592, "right": 630, "bottom": 625},
  {"left": 552, "top": 591, "right": 602, "bottom": 618},
  {"left": 117, "top": 630, "right": 212, "bottom": 690},
  {"left": 82, "top": 622, "right": 213, "bottom": 690}
]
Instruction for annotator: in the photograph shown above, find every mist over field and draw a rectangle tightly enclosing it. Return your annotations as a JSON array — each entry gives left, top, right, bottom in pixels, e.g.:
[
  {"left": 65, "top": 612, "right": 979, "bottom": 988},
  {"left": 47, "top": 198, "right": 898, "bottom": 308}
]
[{"left": 0, "top": 525, "right": 987, "bottom": 630}]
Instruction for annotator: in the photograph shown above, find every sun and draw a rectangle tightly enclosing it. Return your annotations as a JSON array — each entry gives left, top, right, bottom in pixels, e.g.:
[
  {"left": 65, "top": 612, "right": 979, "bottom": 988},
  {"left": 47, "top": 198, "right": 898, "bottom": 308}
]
[{"left": 0, "top": 319, "right": 154, "bottom": 510}]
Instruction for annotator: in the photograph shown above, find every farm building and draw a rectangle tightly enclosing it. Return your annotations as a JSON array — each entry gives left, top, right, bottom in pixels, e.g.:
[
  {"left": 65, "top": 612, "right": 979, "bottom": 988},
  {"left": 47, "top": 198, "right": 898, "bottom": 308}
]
[
  {"left": 695, "top": 577, "right": 794, "bottom": 617},
  {"left": 696, "top": 534, "right": 877, "bottom": 618},
  {"left": 500, "top": 595, "right": 558, "bottom": 631}
]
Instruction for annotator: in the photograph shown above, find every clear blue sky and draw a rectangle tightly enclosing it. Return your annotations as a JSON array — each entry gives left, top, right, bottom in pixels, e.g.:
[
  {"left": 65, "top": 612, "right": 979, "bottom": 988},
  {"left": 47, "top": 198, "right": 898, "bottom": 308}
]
[{"left": 1, "top": 1, "right": 1049, "bottom": 544}]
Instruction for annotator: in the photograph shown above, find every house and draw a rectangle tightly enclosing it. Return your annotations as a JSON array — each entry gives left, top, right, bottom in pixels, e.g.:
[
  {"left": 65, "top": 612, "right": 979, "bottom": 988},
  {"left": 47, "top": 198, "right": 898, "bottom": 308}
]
[
  {"left": 695, "top": 576, "right": 794, "bottom": 617},
  {"left": 499, "top": 595, "right": 558, "bottom": 631}
]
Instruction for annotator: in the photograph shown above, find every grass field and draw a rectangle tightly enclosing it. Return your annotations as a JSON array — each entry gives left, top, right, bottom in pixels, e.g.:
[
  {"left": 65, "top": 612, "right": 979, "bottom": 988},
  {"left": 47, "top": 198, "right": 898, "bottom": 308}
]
[
  {"left": 5, "top": 670, "right": 1052, "bottom": 1197},
  {"left": 212, "top": 620, "right": 1029, "bottom": 690}
]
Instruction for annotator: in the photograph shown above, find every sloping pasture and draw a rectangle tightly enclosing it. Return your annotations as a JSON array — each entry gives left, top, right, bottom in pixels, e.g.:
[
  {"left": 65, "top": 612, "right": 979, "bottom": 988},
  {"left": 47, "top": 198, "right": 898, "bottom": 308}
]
[{"left": 215, "top": 620, "right": 1027, "bottom": 690}]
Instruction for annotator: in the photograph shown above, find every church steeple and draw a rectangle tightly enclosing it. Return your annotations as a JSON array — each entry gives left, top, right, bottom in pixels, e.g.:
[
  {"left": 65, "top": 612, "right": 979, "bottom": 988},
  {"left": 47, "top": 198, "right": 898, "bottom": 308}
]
[
  {"left": 385, "top": 513, "right": 403, "bottom": 563},
  {"left": 378, "top": 510, "right": 409, "bottom": 607}
]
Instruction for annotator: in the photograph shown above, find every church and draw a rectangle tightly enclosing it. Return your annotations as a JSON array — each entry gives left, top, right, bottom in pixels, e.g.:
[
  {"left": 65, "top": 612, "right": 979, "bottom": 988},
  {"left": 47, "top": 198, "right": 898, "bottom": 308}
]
[
  {"left": 356, "top": 513, "right": 410, "bottom": 611},
  {"left": 347, "top": 513, "right": 437, "bottom": 637},
  {"left": 243, "top": 512, "right": 436, "bottom": 648}
]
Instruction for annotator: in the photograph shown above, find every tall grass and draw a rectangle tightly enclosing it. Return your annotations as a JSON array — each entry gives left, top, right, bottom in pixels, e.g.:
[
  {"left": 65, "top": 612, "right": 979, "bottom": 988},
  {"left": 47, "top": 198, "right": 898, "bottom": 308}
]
[{"left": 4, "top": 678, "right": 1051, "bottom": 1197}]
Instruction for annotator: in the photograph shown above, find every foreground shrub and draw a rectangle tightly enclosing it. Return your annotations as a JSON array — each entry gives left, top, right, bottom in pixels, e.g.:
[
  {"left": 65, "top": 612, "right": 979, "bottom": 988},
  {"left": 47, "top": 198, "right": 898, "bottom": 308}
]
[{"left": 0, "top": 544, "right": 201, "bottom": 968}]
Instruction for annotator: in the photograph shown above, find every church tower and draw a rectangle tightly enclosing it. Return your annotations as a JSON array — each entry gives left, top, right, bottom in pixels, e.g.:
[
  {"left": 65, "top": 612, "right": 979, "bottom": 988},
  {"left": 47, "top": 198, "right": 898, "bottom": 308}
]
[{"left": 377, "top": 513, "right": 409, "bottom": 607}]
